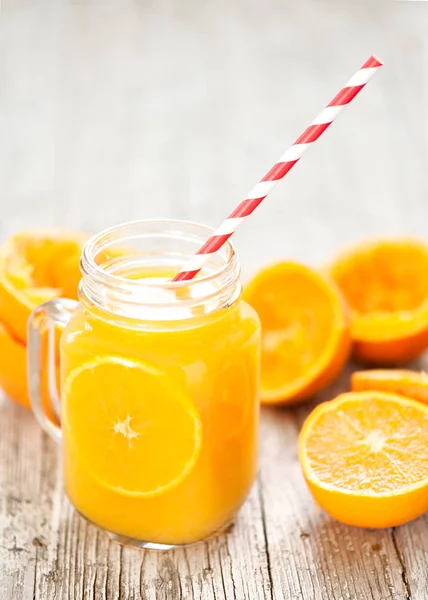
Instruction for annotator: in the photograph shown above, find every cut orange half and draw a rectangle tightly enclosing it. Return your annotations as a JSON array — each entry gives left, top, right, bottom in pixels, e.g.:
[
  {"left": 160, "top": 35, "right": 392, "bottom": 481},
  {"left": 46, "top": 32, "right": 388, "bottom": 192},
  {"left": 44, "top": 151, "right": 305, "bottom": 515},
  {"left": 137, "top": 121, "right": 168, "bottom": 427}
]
[
  {"left": 62, "top": 357, "right": 202, "bottom": 497},
  {"left": 352, "top": 369, "right": 428, "bottom": 405},
  {"left": 0, "top": 320, "right": 60, "bottom": 420},
  {"left": 0, "top": 320, "right": 30, "bottom": 408},
  {"left": 0, "top": 230, "right": 85, "bottom": 344},
  {"left": 329, "top": 239, "right": 428, "bottom": 364},
  {"left": 299, "top": 391, "right": 428, "bottom": 528},
  {"left": 243, "top": 262, "right": 350, "bottom": 404}
]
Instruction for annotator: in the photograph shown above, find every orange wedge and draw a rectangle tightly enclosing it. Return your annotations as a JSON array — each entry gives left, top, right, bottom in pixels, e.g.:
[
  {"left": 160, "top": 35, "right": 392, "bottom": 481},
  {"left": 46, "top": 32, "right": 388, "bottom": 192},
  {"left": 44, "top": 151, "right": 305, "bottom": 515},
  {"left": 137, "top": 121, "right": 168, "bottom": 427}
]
[
  {"left": 0, "top": 230, "right": 85, "bottom": 344},
  {"left": 352, "top": 369, "right": 428, "bottom": 405},
  {"left": 243, "top": 262, "right": 350, "bottom": 404},
  {"left": 299, "top": 391, "right": 428, "bottom": 528},
  {"left": 62, "top": 357, "right": 202, "bottom": 497},
  {"left": 329, "top": 239, "right": 428, "bottom": 364}
]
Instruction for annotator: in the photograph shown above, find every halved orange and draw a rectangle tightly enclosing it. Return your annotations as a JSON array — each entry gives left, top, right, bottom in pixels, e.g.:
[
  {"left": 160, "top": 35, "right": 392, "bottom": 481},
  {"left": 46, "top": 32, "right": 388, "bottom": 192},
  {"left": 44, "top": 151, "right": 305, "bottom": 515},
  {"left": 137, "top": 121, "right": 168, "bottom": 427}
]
[
  {"left": 352, "top": 369, "right": 428, "bottom": 405},
  {"left": 0, "top": 320, "right": 30, "bottom": 408},
  {"left": 329, "top": 239, "right": 428, "bottom": 364},
  {"left": 243, "top": 262, "right": 350, "bottom": 404},
  {"left": 62, "top": 357, "right": 202, "bottom": 497},
  {"left": 299, "top": 391, "right": 428, "bottom": 528},
  {"left": 0, "top": 320, "right": 60, "bottom": 420},
  {"left": 0, "top": 230, "right": 85, "bottom": 344}
]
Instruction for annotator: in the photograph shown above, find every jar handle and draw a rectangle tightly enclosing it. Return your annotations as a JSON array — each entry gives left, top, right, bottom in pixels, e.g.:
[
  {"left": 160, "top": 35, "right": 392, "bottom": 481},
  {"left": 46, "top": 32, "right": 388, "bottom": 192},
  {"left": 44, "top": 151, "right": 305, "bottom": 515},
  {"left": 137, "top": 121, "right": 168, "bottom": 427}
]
[{"left": 27, "top": 298, "right": 79, "bottom": 444}]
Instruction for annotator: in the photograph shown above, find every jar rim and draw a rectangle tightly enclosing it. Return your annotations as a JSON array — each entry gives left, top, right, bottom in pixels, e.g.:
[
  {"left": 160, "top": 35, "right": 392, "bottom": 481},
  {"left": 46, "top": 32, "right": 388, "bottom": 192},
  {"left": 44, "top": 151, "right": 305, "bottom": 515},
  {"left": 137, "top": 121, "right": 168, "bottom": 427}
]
[
  {"left": 81, "top": 218, "right": 239, "bottom": 289},
  {"left": 79, "top": 219, "right": 242, "bottom": 323}
]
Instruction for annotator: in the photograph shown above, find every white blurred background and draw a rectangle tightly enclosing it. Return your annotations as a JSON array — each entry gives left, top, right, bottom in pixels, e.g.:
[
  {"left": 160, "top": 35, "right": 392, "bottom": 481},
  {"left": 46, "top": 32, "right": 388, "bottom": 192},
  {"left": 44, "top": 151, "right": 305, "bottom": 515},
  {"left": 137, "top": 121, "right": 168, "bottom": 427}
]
[{"left": 0, "top": 0, "right": 426, "bottom": 276}]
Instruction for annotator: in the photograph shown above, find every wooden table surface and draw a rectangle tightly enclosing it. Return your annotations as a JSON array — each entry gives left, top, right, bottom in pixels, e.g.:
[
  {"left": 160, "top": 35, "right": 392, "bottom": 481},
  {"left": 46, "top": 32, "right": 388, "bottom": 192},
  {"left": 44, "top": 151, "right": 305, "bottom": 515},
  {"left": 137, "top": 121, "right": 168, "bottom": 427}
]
[{"left": 1, "top": 1, "right": 428, "bottom": 598}]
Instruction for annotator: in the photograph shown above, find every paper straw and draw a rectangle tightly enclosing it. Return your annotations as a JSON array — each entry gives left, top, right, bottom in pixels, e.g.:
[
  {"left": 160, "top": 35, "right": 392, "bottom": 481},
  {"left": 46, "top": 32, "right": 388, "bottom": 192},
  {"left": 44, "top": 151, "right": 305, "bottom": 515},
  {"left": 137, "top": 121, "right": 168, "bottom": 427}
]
[{"left": 173, "top": 55, "right": 383, "bottom": 282}]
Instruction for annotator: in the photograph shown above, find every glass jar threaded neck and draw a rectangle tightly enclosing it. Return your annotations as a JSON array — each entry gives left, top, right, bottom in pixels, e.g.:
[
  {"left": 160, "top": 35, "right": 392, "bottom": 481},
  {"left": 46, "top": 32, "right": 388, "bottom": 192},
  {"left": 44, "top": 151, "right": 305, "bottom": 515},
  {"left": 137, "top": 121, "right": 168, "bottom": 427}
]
[{"left": 79, "top": 220, "right": 242, "bottom": 323}]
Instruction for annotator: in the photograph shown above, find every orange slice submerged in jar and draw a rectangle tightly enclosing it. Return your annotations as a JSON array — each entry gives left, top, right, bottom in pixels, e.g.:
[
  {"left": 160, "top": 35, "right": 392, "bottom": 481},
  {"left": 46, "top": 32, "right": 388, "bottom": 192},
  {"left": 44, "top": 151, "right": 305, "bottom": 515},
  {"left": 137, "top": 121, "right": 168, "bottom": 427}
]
[{"left": 62, "top": 356, "right": 203, "bottom": 497}]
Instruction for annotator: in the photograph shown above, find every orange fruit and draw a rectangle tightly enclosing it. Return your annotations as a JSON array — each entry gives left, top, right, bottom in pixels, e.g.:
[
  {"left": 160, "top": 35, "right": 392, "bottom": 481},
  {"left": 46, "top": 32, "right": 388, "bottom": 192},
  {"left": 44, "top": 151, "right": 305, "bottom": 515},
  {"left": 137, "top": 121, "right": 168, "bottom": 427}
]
[
  {"left": 352, "top": 369, "right": 428, "bottom": 405},
  {"left": 0, "top": 230, "right": 85, "bottom": 344},
  {"left": 299, "top": 391, "right": 428, "bottom": 528},
  {"left": 62, "top": 357, "right": 202, "bottom": 497},
  {"left": 243, "top": 262, "right": 350, "bottom": 404},
  {"left": 329, "top": 239, "right": 428, "bottom": 364},
  {"left": 0, "top": 319, "right": 60, "bottom": 420},
  {"left": 0, "top": 320, "right": 30, "bottom": 408}
]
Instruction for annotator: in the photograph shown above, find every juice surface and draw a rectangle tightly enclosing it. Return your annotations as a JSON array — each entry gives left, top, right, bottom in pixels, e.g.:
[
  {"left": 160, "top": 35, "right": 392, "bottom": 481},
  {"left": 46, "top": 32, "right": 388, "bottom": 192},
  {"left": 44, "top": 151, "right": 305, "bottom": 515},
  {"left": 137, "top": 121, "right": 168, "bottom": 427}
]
[{"left": 60, "top": 269, "right": 260, "bottom": 545}]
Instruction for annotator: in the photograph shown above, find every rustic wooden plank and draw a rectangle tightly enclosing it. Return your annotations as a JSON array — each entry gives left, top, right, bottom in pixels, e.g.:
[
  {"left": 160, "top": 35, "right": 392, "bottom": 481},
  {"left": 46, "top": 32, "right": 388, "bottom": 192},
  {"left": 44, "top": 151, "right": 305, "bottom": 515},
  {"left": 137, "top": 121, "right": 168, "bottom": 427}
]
[
  {"left": 32, "top": 467, "right": 272, "bottom": 600},
  {"left": 392, "top": 515, "right": 428, "bottom": 599},
  {"left": 0, "top": 401, "right": 46, "bottom": 600},
  {"left": 258, "top": 401, "right": 412, "bottom": 600}
]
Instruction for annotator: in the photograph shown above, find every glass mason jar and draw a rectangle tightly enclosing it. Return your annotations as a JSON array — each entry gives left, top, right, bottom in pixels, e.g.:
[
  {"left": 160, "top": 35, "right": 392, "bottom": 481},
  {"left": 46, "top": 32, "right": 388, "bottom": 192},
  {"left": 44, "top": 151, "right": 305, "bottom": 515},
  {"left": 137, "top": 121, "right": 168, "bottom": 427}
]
[{"left": 28, "top": 220, "right": 261, "bottom": 549}]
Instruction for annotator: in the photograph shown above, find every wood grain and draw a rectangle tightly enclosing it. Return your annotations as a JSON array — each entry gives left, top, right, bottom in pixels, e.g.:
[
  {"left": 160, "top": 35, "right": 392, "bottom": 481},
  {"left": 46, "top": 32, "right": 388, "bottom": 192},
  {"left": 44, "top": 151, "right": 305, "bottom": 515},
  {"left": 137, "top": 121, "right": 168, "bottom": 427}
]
[{"left": 1, "top": 0, "right": 428, "bottom": 598}]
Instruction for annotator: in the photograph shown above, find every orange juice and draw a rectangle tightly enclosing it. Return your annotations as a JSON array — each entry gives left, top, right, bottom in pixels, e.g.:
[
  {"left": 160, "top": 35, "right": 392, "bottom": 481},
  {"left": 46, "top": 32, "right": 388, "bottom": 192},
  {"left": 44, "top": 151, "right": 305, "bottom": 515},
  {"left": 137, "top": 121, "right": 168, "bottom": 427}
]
[{"left": 55, "top": 221, "right": 260, "bottom": 547}]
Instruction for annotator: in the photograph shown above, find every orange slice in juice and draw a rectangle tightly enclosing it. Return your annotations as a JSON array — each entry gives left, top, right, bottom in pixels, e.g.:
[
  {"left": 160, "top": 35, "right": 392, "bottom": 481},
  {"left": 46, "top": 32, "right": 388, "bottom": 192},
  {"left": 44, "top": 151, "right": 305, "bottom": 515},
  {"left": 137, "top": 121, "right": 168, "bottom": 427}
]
[
  {"left": 62, "top": 357, "right": 202, "bottom": 497},
  {"left": 299, "top": 391, "right": 428, "bottom": 528}
]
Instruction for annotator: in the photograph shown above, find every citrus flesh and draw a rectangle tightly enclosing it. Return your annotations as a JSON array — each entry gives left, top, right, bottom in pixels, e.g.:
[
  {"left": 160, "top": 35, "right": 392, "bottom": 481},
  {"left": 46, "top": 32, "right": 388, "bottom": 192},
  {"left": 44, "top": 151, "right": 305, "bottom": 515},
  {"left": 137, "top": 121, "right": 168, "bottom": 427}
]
[
  {"left": 0, "top": 231, "right": 85, "bottom": 344},
  {"left": 352, "top": 369, "right": 428, "bottom": 405},
  {"left": 62, "top": 356, "right": 202, "bottom": 497},
  {"left": 299, "top": 391, "right": 428, "bottom": 527},
  {"left": 244, "top": 262, "right": 350, "bottom": 403},
  {"left": 0, "top": 320, "right": 29, "bottom": 407},
  {"left": 329, "top": 239, "right": 428, "bottom": 363}
]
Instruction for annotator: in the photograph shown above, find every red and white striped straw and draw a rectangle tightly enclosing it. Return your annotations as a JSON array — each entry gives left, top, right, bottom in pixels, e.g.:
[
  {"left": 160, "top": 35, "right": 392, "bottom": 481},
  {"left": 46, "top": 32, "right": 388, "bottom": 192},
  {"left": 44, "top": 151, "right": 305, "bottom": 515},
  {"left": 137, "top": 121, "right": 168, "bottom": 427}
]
[{"left": 173, "top": 55, "right": 383, "bottom": 282}]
